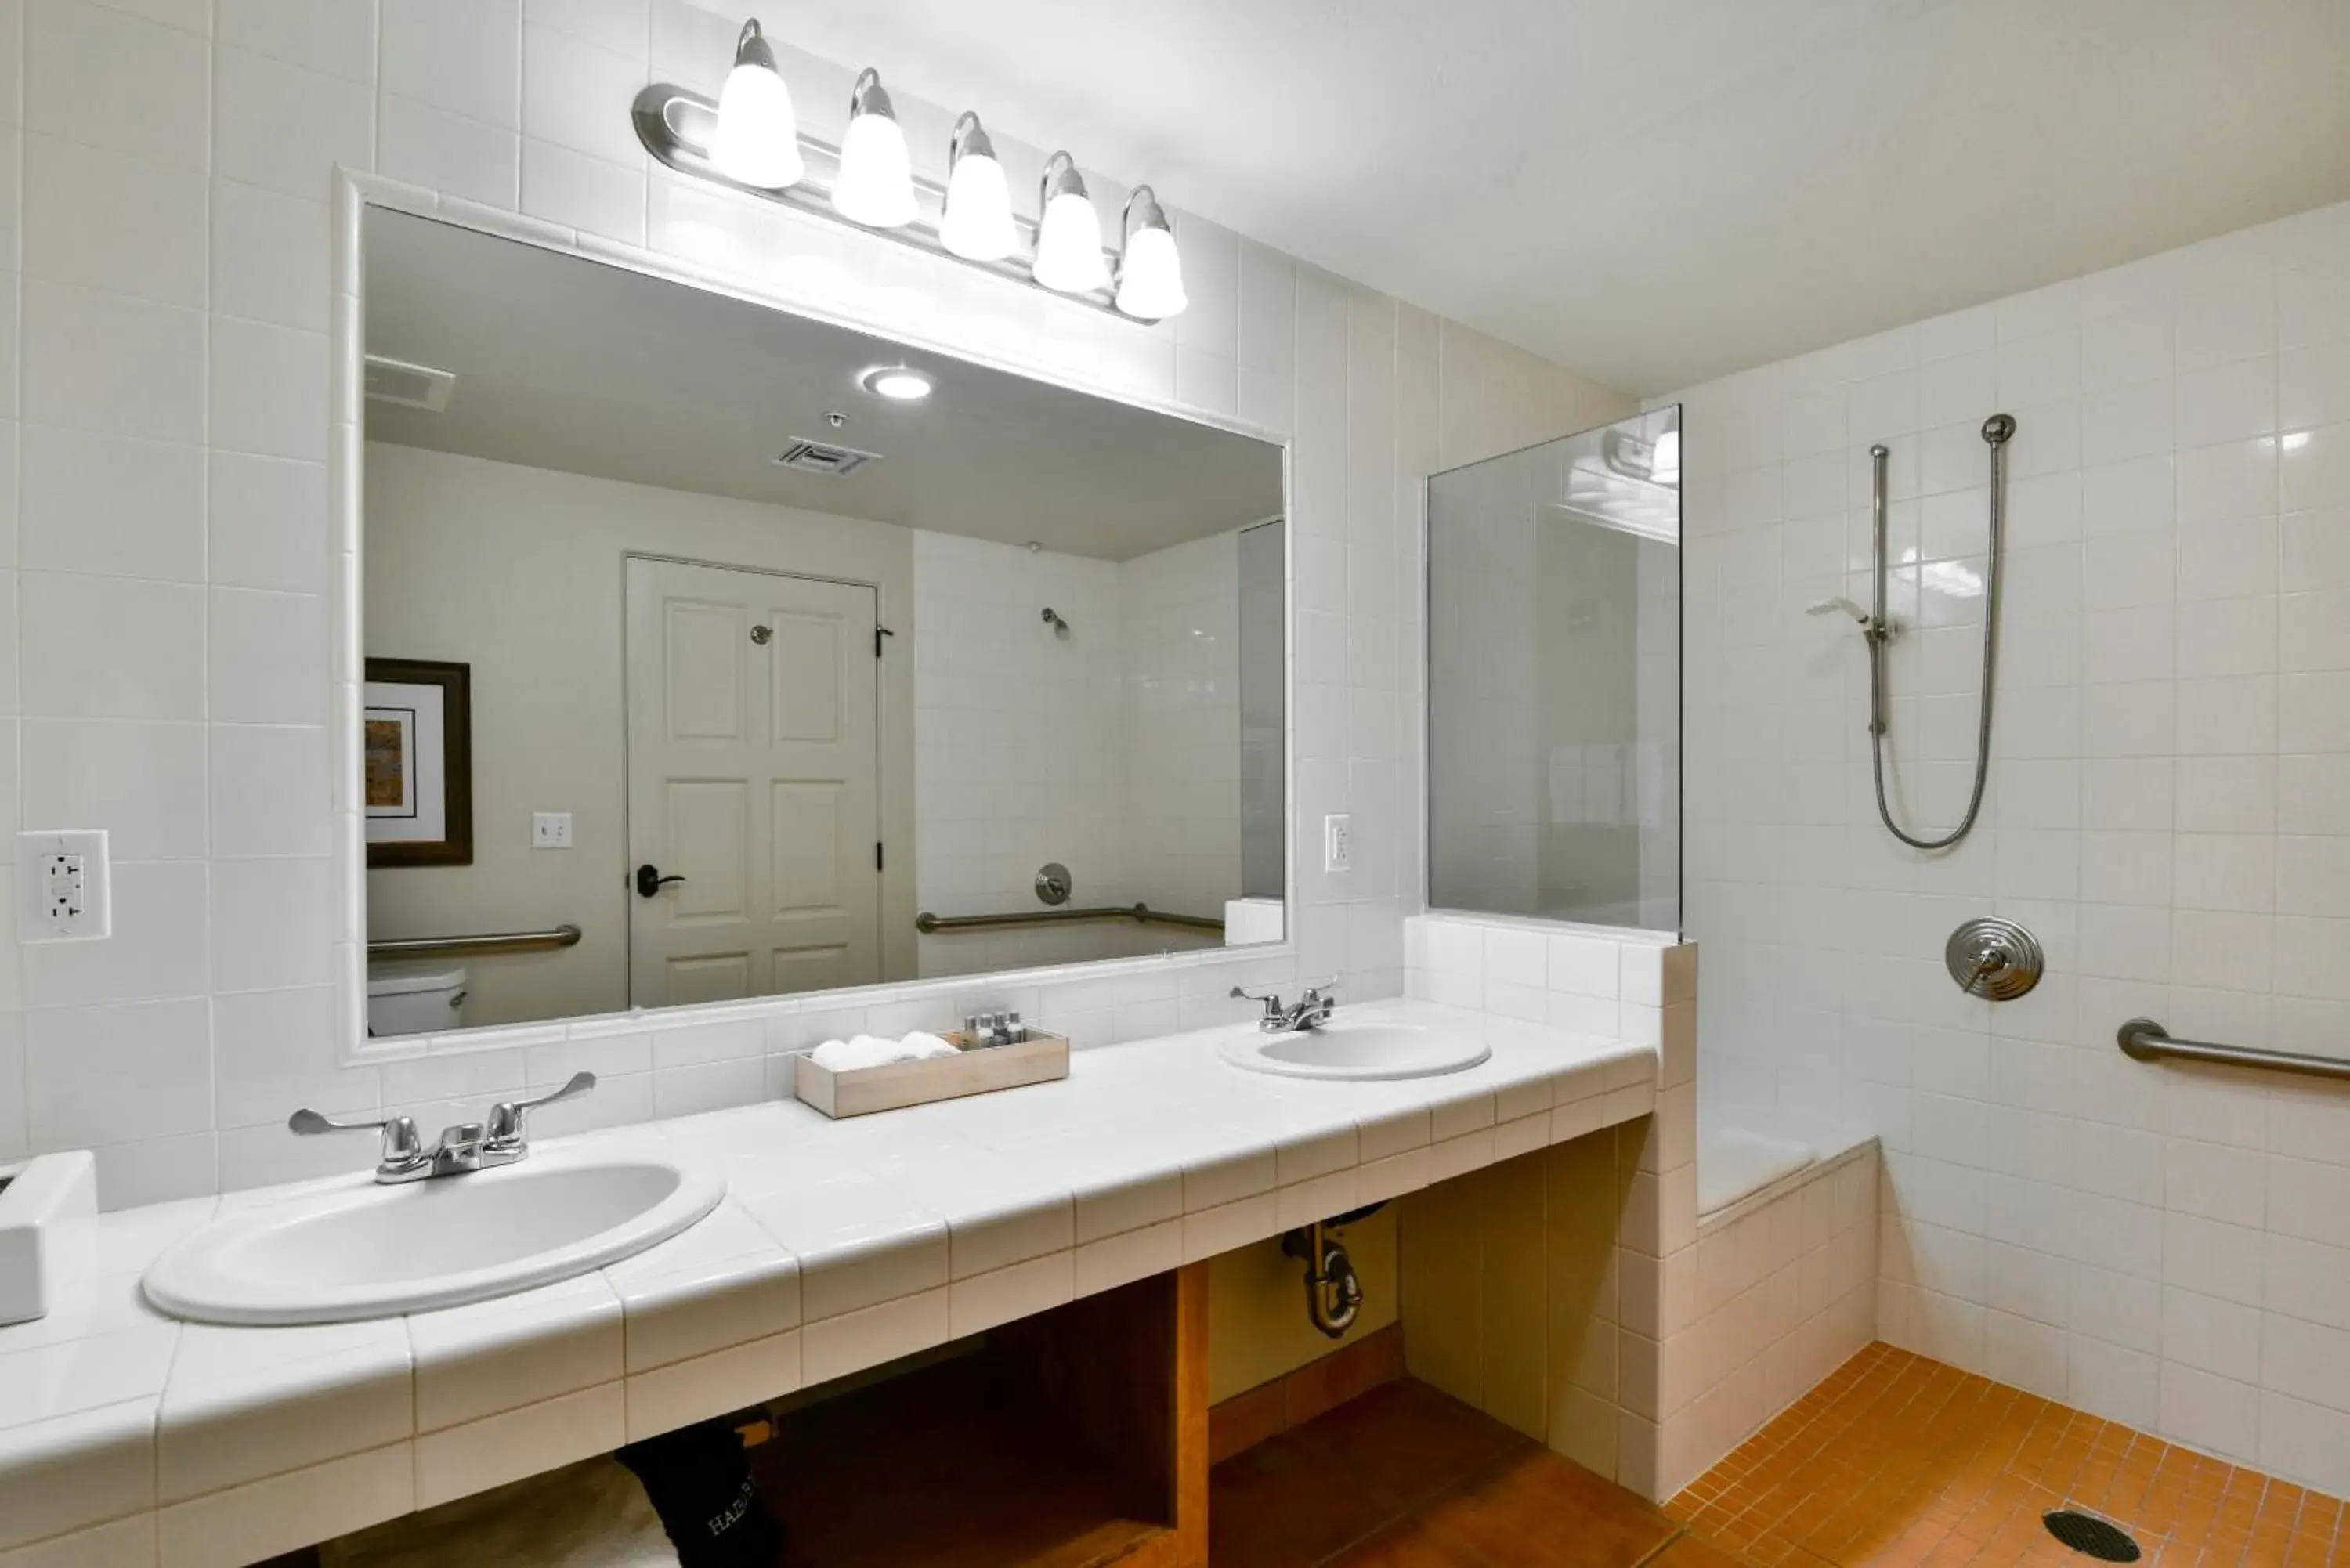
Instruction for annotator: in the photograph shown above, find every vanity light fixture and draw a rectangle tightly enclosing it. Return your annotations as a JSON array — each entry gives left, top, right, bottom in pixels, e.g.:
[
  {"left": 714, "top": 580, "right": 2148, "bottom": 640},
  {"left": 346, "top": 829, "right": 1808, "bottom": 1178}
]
[
  {"left": 707, "top": 20, "right": 804, "bottom": 190},
  {"left": 1114, "top": 185, "right": 1188, "bottom": 321},
  {"left": 859, "top": 366, "right": 933, "bottom": 401},
  {"left": 831, "top": 68, "right": 917, "bottom": 228},
  {"left": 938, "top": 111, "right": 1018, "bottom": 262},
  {"left": 1032, "top": 152, "right": 1110, "bottom": 295},
  {"left": 631, "top": 22, "right": 1186, "bottom": 321}
]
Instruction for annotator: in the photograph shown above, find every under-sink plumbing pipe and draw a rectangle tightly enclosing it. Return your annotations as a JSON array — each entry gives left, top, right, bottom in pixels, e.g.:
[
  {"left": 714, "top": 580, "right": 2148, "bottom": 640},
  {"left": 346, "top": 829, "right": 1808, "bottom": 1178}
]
[{"left": 1282, "top": 1202, "right": 1384, "bottom": 1339}]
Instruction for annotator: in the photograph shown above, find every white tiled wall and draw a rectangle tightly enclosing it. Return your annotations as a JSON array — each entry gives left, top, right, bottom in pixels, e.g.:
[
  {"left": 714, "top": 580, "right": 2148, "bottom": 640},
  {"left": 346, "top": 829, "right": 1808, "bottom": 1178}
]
[
  {"left": 0, "top": 0, "right": 1628, "bottom": 1205},
  {"left": 1672, "top": 197, "right": 2350, "bottom": 1493}
]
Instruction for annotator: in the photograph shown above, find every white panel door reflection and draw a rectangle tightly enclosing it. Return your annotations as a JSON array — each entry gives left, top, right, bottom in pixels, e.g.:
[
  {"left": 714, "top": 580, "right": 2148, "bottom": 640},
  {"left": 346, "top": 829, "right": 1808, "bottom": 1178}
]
[{"left": 625, "top": 557, "right": 881, "bottom": 1004}]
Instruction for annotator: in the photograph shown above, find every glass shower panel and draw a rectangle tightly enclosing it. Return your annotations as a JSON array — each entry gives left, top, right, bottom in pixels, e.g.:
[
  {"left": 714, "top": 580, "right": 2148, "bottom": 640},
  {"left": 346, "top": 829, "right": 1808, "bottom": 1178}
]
[{"left": 1426, "top": 407, "right": 1680, "bottom": 933}]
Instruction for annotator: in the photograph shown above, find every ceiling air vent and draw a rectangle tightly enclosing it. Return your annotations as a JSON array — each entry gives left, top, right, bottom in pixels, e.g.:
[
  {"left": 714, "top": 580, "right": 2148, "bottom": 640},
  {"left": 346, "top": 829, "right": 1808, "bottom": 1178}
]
[
  {"left": 364, "top": 354, "right": 457, "bottom": 412},
  {"left": 774, "top": 439, "right": 880, "bottom": 476}
]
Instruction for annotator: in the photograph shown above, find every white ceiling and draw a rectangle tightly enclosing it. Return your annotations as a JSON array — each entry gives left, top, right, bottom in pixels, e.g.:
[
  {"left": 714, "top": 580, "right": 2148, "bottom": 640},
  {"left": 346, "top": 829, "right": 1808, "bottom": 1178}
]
[
  {"left": 363, "top": 211, "right": 1283, "bottom": 561},
  {"left": 763, "top": 0, "right": 2350, "bottom": 395}
]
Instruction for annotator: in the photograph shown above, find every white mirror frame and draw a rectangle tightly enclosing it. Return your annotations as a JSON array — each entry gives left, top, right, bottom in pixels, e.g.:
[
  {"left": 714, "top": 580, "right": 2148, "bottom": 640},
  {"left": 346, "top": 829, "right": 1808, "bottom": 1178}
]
[{"left": 329, "top": 168, "right": 1296, "bottom": 1067}]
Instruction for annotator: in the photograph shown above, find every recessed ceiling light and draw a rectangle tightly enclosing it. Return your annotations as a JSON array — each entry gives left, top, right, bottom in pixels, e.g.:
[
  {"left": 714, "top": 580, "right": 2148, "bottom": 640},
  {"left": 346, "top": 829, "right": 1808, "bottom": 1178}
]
[{"left": 859, "top": 366, "right": 932, "bottom": 401}]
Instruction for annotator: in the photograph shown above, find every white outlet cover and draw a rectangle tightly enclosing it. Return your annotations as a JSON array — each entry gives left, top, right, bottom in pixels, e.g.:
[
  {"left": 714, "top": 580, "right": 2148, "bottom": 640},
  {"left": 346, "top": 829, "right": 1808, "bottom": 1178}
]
[
  {"left": 532, "top": 812, "right": 573, "bottom": 849},
  {"left": 1323, "top": 813, "right": 1352, "bottom": 873},
  {"left": 16, "top": 830, "right": 110, "bottom": 943}
]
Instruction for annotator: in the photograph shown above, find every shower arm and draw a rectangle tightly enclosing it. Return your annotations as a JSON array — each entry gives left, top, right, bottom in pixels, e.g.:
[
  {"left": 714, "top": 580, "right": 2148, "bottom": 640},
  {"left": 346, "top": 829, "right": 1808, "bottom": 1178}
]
[{"left": 1859, "top": 414, "right": 2016, "bottom": 852}]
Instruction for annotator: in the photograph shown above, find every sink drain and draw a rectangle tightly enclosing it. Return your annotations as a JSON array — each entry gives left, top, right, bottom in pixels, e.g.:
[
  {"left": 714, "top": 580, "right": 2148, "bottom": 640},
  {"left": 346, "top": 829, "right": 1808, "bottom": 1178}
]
[{"left": 2044, "top": 1511, "right": 2140, "bottom": 1562}]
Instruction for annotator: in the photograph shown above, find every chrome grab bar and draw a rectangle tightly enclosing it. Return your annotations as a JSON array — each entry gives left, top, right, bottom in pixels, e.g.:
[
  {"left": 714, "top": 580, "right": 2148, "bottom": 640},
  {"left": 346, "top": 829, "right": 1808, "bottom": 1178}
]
[
  {"left": 916, "top": 904, "right": 1224, "bottom": 935},
  {"left": 2117, "top": 1018, "right": 2350, "bottom": 1083},
  {"left": 367, "top": 923, "right": 583, "bottom": 959}
]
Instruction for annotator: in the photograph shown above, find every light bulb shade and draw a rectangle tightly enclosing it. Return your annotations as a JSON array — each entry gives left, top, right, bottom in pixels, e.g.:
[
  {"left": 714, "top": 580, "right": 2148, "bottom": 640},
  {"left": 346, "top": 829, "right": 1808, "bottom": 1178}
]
[
  {"left": 707, "top": 23, "right": 802, "bottom": 189},
  {"left": 940, "top": 117, "right": 1018, "bottom": 262},
  {"left": 1032, "top": 155, "right": 1108, "bottom": 294},
  {"left": 1034, "top": 191, "right": 1108, "bottom": 292},
  {"left": 832, "top": 70, "right": 916, "bottom": 228},
  {"left": 1116, "top": 222, "right": 1187, "bottom": 319}
]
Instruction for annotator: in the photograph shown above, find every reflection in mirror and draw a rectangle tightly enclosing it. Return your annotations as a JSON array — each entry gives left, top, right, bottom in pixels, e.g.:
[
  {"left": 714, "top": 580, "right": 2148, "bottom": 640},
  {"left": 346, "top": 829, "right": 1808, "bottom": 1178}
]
[
  {"left": 1426, "top": 409, "right": 1680, "bottom": 934},
  {"left": 360, "top": 210, "right": 1286, "bottom": 1036}
]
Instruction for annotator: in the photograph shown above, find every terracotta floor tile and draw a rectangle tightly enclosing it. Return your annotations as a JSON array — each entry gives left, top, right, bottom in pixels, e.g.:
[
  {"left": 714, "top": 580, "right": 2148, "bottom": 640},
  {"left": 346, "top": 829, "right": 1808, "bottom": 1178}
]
[{"left": 1667, "top": 1343, "right": 2347, "bottom": 1568}]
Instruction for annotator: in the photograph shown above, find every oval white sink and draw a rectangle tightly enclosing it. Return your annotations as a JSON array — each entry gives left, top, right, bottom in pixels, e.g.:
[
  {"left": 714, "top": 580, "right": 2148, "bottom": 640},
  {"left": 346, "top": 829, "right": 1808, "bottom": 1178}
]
[
  {"left": 144, "top": 1154, "right": 726, "bottom": 1325},
  {"left": 1220, "top": 1019, "right": 1491, "bottom": 1081}
]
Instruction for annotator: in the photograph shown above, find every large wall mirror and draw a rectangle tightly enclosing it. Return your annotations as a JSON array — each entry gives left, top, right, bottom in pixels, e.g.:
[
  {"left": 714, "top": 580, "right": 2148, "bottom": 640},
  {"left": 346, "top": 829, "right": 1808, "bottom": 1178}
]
[{"left": 359, "top": 208, "right": 1288, "bottom": 1039}]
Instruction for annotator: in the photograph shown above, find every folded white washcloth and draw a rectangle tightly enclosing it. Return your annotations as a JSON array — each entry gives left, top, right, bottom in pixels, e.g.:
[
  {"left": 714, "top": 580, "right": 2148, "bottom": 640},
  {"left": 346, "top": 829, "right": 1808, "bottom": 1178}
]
[
  {"left": 810, "top": 1035, "right": 892, "bottom": 1071},
  {"left": 809, "top": 1031, "right": 961, "bottom": 1071}
]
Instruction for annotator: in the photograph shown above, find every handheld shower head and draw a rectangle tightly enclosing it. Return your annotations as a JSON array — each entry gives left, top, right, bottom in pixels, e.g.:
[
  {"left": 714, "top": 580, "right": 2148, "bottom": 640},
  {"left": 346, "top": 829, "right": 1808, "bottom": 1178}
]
[{"left": 1806, "top": 594, "right": 1871, "bottom": 624}]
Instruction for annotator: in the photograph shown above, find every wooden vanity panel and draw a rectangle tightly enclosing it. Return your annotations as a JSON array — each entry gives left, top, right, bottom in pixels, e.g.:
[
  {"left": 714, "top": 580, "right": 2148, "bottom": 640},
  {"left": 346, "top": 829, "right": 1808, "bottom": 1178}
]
[{"left": 990, "top": 1262, "right": 1208, "bottom": 1567}]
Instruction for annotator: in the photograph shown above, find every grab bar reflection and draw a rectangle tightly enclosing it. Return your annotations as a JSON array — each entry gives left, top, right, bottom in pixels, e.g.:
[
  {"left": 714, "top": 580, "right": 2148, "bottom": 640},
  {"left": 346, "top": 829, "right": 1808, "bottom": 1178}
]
[
  {"left": 916, "top": 905, "right": 1224, "bottom": 935},
  {"left": 367, "top": 924, "right": 583, "bottom": 959},
  {"left": 2117, "top": 1017, "right": 2350, "bottom": 1083}
]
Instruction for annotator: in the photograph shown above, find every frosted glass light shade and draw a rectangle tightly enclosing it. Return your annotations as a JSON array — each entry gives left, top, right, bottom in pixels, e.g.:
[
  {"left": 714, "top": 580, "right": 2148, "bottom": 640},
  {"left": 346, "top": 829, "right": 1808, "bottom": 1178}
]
[
  {"left": 940, "top": 150, "right": 1017, "bottom": 261},
  {"left": 833, "top": 107, "right": 916, "bottom": 228},
  {"left": 709, "top": 57, "right": 803, "bottom": 189},
  {"left": 1033, "top": 190, "right": 1109, "bottom": 294},
  {"left": 1115, "top": 222, "right": 1188, "bottom": 319}
]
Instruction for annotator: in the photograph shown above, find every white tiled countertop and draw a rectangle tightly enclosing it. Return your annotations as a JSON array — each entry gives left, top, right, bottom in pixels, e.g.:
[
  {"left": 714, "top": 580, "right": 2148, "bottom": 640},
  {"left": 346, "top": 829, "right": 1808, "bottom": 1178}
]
[{"left": 0, "top": 999, "right": 1658, "bottom": 1568}]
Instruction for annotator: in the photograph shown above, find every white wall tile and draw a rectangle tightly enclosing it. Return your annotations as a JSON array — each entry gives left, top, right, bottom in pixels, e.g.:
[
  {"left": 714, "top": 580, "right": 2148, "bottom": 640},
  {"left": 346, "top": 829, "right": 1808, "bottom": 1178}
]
[
  {"left": 24, "top": 997, "right": 211, "bottom": 1147},
  {"left": 208, "top": 588, "right": 327, "bottom": 724},
  {"left": 218, "top": 0, "right": 377, "bottom": 84},
  {"left": 519, "top": 138, "right": 645, "bottom": 246},
  {"left": 381, "top": 0, "right": 522, "bottom": 130},
  {"left": 20, "top": 425, "right": 205, "bottom": 581},
  {"left": 210, "top": 453, "right": 330, "bottom": 594},
  {"left": 212, "top": 182, "right": 331, "bottom": 332},
  {"left": 210, "top": 319, "right": 329, "bottom": 461},
  {"left": 521, "top": 23, "right": 644, "bottom": 168},
  {"left": 21, "top": 573, "right": 205, "bottom": 721},
  {"left": 21, "top": 133, "right": 207, "bottom": 308},
  {"left": 378, "top": 93, "right": 521, "bottom": 209},
  {"left": 20, "top": 721, "right": 207, "bottom": 859},
  {"left": 209, "top": 856, "right": 334, "bottom": 992},
  {"left": 20, "top": 280, "right": 204, "bottom": 444},
  {"left": 24, "top": 0, "right": 209, "bottom": 172},
  {"left": 213, "top": 45, "right": 374, "bottom": 201}
]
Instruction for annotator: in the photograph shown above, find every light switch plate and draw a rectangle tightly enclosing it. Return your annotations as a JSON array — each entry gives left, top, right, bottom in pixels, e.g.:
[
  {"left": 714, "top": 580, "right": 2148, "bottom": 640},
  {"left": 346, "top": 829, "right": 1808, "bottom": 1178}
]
[
  {"left": 532, "top": 812, "right": 573, "bottom": 849},
  {"left": 16, "top": 830, "right": 110, "bottom": 942}
]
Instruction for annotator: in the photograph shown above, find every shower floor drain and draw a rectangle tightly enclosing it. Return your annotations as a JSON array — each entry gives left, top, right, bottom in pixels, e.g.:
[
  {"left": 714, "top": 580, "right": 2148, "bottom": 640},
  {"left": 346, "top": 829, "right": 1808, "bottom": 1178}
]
[{"left": 2044, "top": 1510, "right": 2142, "bottom": 1561}]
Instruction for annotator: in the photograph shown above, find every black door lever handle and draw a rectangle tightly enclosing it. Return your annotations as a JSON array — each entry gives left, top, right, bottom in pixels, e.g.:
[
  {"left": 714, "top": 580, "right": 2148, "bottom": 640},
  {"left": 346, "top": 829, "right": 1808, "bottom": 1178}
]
[{"left": 634, "top": 863, "right": 686, "bottom": 898}]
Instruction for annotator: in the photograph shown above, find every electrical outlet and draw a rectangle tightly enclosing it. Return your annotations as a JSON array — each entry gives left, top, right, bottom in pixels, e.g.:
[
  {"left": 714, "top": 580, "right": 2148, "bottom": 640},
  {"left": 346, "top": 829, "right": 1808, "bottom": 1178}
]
[
  {"left": 17, "top": 830, "right": 110, "bottom": 942},
  {"left": 532, "top": 812, "right": 573, "bottom": 849},
  {"left": 1323, "top": 814, "right": 1352, "bottom": 873}
]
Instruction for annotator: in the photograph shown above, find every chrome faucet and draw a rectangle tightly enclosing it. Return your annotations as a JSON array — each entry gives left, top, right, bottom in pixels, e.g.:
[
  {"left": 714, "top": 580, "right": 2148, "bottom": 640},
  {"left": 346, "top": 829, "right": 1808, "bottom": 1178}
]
[
  {"left": 1230, "top": 979, "right": 1339, "bottom": 1034},
  {"left": 290, "top": 1071, "right": 596, "bottom": 1184}
]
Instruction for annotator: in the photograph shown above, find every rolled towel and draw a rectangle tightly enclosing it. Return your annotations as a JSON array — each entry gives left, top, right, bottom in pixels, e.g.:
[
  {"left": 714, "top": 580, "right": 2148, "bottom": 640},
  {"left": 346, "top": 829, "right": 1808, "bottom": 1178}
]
[
  {"left": 809, "top": 1036, "right": 891, "bottom": 1071},
  {"left": 809, "top": 1032, "right": 957, "bottom": 1071}
]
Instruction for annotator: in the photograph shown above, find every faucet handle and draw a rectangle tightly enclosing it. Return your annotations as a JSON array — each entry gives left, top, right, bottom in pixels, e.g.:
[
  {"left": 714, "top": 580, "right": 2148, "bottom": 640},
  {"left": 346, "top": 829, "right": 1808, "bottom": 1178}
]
[
  {"left": 484, "top": 1071, "right": 596, "bottom": 1148},
  {"left": 1300, "top": 976, "right": 1340, "bottom": 999},
  {"left": 1228, "top": 985, "right": 1285, "bottom": 1018},
  {"left": 289, "top": 1108, "right": 425, "bottom": 1171}
]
